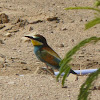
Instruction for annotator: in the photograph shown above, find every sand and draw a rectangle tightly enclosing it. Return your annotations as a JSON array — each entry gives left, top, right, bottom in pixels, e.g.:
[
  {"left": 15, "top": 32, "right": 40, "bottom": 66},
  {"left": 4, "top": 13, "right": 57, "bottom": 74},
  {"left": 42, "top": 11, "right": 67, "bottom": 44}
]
[{"left": 0, "top": 0, "right": 100, "bottom": 100}]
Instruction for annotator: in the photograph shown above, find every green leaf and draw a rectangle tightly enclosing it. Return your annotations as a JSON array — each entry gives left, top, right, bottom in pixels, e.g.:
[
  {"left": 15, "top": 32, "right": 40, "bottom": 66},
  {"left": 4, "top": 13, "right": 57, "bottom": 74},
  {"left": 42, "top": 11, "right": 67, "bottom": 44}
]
[
  {"left": 62, "top": 65, "right": 71, "bottom": 87},
  {"left": 85, "top": 18, "right": 100, "bottom": 29},
  {"left": 78, "top": 68, "right": 100, "bottom": 100},
  {"left": 94, "top": 0, "right": 100, "bottom": 7},
  {"left": 57, "top": 37, "right": 100, "bottom": 86},
  {"left": 56, "top": 58, "right": 72, "bottom": 82},
  {"left": 65, "top": 7, "right": 100, "bottom": 12}
]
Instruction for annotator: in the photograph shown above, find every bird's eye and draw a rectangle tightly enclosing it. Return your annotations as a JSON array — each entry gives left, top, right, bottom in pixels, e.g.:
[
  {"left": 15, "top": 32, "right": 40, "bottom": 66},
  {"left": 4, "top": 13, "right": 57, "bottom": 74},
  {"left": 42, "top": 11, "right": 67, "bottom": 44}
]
[
  {"left": 36, "top": 38, "right": 42, "bottom": 42},
  {"left": 35, "top": 36, "right": 47, "bottom": 44}
]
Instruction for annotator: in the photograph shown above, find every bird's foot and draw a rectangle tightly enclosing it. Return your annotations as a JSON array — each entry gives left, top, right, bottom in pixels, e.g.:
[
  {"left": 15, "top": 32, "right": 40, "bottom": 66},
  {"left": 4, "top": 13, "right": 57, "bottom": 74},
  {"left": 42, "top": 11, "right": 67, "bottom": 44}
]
[{"left": 41, "top": 67, "right": 55, "bottom": 78}]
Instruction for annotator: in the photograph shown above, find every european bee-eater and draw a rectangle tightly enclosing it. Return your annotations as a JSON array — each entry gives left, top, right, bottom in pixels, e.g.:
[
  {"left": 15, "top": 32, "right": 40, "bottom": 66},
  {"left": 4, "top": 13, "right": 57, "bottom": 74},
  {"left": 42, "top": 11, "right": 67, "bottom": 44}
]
[{"left": 25, "top": 34, "right": 76, "bottom": 74}]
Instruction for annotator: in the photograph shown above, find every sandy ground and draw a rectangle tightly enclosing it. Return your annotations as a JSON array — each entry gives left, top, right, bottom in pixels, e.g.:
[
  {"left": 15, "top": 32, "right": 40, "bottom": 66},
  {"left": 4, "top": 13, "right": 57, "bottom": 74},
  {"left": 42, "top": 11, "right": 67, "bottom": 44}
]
[{"left": 0, "top": 0, "right": 100, "bottom": 100}]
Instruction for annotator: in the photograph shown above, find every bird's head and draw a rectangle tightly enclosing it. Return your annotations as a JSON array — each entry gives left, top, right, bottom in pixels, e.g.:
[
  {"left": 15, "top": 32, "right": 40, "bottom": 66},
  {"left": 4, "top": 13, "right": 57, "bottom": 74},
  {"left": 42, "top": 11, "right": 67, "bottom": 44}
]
[{"left": 25, "top": 34, "right": 47, "bottom": 46}]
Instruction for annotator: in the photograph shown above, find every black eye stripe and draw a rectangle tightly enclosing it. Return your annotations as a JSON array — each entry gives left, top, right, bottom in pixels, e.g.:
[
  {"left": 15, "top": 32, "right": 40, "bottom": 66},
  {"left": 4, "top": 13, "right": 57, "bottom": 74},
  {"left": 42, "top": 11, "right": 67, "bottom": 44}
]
[
  {"left": 35, "top": 38, "right": 42, "bottom": 42},
  {"left": 35, "top": 37, "right": 46, "bottom": 43},
  {"left": 32, "top": 35, "right": 47, "bottom": 45}
]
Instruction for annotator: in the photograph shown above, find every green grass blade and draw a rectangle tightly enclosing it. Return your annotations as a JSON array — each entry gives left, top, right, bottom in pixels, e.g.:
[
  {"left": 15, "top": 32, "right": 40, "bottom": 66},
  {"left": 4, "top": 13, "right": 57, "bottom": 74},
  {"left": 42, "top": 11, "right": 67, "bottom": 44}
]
[
  {"left": 95, "top": 0, "right": 100, "bottom": 7},
  {"left": 65, "top": 7, "right": 100, "bottom": 12},
  {"left": 78, "top": 68, "right": 100, "bottom": 100},
  {"left": 60, "top": 36, "right": 99, "bottom": 66},
  {"left": 85, "top": 18, "right": 100, "bottom": 29},
  {"left": 57, "top": 37, "right": 100, "bottom": 86},
  {"left": 56, "top": 58, "right": 72, "bottom": 81},
  {"left": 62, "top": 65, "right": 71, "bottom": 87}
]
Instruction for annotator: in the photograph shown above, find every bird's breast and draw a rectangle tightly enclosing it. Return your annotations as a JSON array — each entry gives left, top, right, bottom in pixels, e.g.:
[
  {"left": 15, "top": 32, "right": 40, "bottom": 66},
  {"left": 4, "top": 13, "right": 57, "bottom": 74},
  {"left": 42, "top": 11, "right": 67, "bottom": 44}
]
[
  {"left": 34, "top": 46, "right": 42, "bottom": 53},
  {"left": 34, "top": 46, "right": 44, "bottom": 61}
]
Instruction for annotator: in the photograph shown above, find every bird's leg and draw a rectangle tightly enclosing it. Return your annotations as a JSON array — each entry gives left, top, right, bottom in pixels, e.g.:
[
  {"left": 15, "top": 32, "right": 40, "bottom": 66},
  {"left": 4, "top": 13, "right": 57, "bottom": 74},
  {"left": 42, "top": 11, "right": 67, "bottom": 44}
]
[
  {"left": 45, "top": 64, "right": 54, "bottom": 74},
  {"left": 44, "top": 64, "right": 56, "bottom": 77}
]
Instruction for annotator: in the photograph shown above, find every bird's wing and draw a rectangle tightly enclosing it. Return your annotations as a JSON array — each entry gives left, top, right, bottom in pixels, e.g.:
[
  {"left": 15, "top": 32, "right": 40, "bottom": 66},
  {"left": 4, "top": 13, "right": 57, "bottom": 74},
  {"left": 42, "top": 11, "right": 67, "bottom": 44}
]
[
  {"left": 43, "top": 46, "right": 61, "bottom": 59},
  {"left": 36, "top": 46, "right": 61, "bottom": 69}
]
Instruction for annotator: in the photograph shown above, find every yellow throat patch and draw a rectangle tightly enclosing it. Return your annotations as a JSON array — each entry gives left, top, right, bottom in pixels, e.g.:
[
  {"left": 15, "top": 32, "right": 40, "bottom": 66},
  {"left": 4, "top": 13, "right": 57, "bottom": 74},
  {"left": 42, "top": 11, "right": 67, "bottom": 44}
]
[{"left": 31, "top": 39, "right": 43, "bottom": 46}]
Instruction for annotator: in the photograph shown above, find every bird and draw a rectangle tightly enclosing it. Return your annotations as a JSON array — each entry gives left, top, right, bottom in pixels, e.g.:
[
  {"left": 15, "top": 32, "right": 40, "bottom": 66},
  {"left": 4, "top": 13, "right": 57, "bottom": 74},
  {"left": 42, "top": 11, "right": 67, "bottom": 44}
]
[{"left": 25, "top": 34, "right": 77, "bottom": 75}]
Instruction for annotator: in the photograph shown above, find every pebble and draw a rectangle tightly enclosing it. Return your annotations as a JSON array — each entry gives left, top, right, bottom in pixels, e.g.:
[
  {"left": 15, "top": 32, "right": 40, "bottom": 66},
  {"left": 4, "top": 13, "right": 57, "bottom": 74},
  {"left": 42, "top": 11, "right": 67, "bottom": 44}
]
[
  {"left": 0, "top": 25, "right": 5, "bottom": 29},
  {"left": 47, "top": 17, "right": 58, "bottom": 21},
  {"left": 67, "top": 74, "right": 78, "bottom": 81},
  {"left": 0, "top": 39, "right": 4, "bottom": 44},
  {"left": 29, "top": 20, "right": 43, "bottom": 24},
  {"left": 60, "top": 44, "right": 64, "bottom": 47},
  {"left": 0, "top": 13, "right": 9, "bottom": 24},
  {"left": 29, "top": 27, "right": 33, "bottom": 31},
  {"left": 71, "top": 39, "right": 74, "bottom": 42},
  {"left": 46, "top": 16, "right": 60, "bottom": 23},
  {"left": 23, "top": 68, "right": 29, "bottom": 70},
  {"left": 21, "top": 37, "right": 30, "bottom": 42},
  {"left": 21, "top": 61, "right": 27, "bottom": 64},
  {"left": 61, "top": 27, "right": 67, "bottom": 31},
  {"left": 16, "top": 74, "right": 24, "bottom": 77},
  {"left": 4, "top": 33, "right": 12, "bottom": 37}
]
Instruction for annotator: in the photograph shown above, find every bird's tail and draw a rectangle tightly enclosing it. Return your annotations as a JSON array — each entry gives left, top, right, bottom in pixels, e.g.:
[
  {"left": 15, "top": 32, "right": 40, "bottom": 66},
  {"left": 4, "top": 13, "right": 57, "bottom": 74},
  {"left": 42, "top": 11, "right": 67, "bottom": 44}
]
[{"left": 70, "top": 69, "right": 77, "bottom": 74}]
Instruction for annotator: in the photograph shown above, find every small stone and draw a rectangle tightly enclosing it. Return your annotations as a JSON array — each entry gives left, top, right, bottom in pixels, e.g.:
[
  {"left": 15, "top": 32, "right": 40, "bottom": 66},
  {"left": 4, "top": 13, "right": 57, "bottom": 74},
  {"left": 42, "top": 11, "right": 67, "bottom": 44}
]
[
  {"left": 87, "top": 59, "right": 90, "bottom": 61},
  {"left": 0, "top": 13, "right": 9, "bottom": 24},
  {"left": 29, "top": 20, "right": 43, "bottom": 24},
  {"left": 21, "top": 61, "right": 27, "bottom": 64},
  {"left": 60, "top": 44, "right": 64, "bottom": 47},
  {"left": 71, "top": 39, "right": 74, "bottom": 42},
  {"left": 0, "top": 40, "right": 4, "bottom": 44},
  {"left": 0, "top": 25, "right": 5, "bottom": 29},
  {"left": 67, "top": 73, "right": 78, "bottom": 81},
  {"left": 79, "top": 56, "right": 84, "bottom": 58},
  {"left": 80, "top": 19, "right": 83, "bottom": 22},
  {"left": 21, "top": 37, "right": 30, "bottom": 42},
  {"left": 12, "top": 48, "right": 17, "bottom": 50},
  {"left": 4, "top": 33, "right": 12, "bottom": 37},
  {"left": 23, "top": 68, "right": 29, "bottom": 70},
  {"left": 62, "top": 27, "right": 67, "bottom": 31},
  {"left": 51, "top": 31, "right": 53, "bottom": 33},
  {"left": 62, "top": 86, "right": 68, "bottom": 88},
  {"left": 47, "top": 16, "right": 59, "bottom": 21},
  {"left": 29, "top": 27, "right": 33, "bottom": 31}
]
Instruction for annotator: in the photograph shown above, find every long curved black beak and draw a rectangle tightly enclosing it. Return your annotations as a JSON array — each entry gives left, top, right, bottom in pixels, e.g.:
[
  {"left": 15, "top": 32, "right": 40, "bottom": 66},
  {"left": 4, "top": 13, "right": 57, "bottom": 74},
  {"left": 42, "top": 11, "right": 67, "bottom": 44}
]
[{"left": 25, "top": 36, "right": 34, "bottom": 39}]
